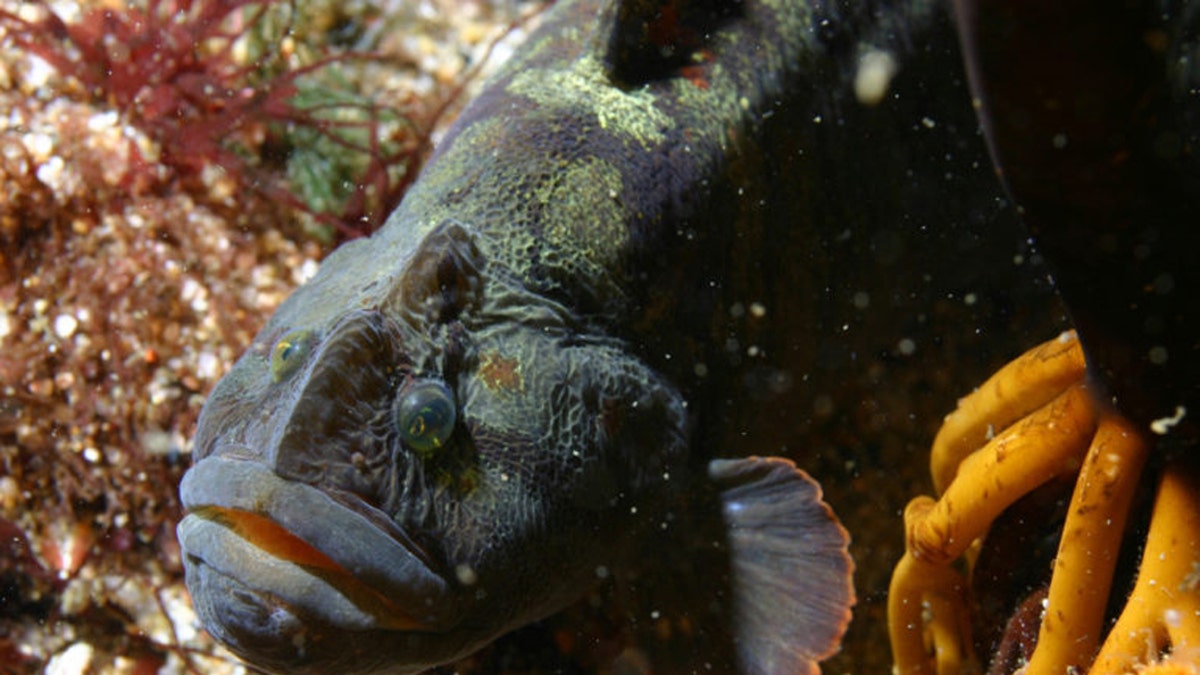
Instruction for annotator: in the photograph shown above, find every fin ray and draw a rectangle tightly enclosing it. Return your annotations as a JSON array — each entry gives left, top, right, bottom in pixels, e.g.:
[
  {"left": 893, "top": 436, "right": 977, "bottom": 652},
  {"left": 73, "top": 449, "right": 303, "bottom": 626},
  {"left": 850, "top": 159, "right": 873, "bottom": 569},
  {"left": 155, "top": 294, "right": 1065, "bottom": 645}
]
[{"left": 710, "top": 456, "right": 854, "bottom": 675}]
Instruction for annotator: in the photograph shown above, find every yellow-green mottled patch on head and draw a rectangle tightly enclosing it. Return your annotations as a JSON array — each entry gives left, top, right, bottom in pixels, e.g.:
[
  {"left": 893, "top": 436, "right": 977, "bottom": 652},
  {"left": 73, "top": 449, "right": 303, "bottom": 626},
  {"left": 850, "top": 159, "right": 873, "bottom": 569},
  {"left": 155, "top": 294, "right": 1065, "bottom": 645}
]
[
  {"left": 538, "top": 156, "right": 627, "bottom": 279},
  {"left": 394, "top": 116, "right": 509, "bottom": 221},
  {"left": 507, "top": 53, "right": 672, "bottom": 149}
]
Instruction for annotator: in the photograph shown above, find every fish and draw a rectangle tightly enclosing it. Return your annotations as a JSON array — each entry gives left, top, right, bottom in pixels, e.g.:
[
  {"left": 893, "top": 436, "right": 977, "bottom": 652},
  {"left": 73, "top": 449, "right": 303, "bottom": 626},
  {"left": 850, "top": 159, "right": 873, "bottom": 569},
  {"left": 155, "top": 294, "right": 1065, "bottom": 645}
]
[{"left": 174, "top": 0, "right": 885, "bottom": 672}]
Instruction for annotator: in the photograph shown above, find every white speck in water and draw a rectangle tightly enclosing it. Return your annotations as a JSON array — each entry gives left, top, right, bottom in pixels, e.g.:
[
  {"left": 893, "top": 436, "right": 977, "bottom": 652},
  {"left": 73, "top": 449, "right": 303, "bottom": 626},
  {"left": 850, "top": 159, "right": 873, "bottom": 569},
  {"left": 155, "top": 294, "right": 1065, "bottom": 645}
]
[
  {"left": 921, "top": 117, "right": 936, "bottom": 129},
  {"left": 1052, "top": 133, "right": 1068, "bottom": 149},
  {"left": 1150, "top": 406, "right": 1187, "bottom": 435},
  {"left": 455, "top": 564, "right": 478, "bottom": 586},
  {"left": 897, "top": 338, "right": 916, "bottom": 356},
  {"left": 1149, "top": 345, "right": 1169, "bottom": 365},
  {"left": 854, "top": 49, "right": 898, "bottom": 106},
  {"left": 852, "top": 291, "right": 870, "bottom": 309}
]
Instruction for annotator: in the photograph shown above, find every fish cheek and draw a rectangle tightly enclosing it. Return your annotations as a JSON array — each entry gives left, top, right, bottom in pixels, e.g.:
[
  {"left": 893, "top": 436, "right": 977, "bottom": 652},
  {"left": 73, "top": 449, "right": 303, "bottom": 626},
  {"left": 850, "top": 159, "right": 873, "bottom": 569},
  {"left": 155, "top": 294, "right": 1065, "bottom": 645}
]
[
  {"left": 511, "top": 344, "right": 688, "bottom": 515},
  {"left": 584, "top": 349, "right": 689, "bottom": 502}
]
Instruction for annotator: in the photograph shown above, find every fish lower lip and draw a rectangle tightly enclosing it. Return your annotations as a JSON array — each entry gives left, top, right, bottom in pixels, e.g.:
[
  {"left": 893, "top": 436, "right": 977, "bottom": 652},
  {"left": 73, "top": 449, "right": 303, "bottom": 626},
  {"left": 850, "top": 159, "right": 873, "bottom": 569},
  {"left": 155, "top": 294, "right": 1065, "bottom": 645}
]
[
  {"left": 178, "top": 511, "right": 426, "bottom": 634},
  {"left": 178, "top": 455, "right": 449, "bottom": 629}
]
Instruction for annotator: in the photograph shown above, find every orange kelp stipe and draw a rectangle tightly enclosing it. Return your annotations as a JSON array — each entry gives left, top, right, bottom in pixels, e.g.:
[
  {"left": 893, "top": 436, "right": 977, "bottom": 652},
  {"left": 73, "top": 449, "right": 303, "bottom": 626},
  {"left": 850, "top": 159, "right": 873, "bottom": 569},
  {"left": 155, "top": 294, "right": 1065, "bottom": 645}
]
[
  {"left": 1019, "top": 411, "right": 1148, "bottom": 673},
  {"left": 930, "top": 331, "right": 1086, "bottom": 494},
  {"left": 889, "top": 551, "right": 973, "bottom": 674},
  {"left": 888, "top": 331, "right": 1162, "bottom": 674},
  {"left": 1091, "top": 458, "right": 1200, "bottom": 673}
]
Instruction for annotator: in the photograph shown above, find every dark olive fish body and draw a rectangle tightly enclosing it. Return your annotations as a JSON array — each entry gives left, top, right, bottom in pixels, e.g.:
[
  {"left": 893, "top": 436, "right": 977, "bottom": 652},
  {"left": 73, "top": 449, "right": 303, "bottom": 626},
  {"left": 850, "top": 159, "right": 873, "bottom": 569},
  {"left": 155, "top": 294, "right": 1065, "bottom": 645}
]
[{"left": 174, "top": 0, "right": 961, "bottom": 672}]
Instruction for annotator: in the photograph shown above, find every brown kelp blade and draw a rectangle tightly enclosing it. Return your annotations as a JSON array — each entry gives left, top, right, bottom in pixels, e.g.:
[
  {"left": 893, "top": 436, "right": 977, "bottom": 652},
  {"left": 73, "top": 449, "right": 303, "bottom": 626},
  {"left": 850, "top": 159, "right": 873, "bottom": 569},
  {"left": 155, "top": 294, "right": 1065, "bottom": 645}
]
[{"left": 954, "top": 0, "right": 1200, "bottom": 435}]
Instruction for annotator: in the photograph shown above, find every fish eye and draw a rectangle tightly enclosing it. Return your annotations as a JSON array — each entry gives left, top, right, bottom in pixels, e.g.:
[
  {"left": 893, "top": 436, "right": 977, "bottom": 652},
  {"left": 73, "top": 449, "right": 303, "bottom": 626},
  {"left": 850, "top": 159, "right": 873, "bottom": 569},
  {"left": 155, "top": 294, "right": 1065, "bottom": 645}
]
[
  {"left": 270, "top": 329, "right": 313, "bottom": 383},
  {"left": 394, "top": 379, "right": 457, "bottom": 456}
]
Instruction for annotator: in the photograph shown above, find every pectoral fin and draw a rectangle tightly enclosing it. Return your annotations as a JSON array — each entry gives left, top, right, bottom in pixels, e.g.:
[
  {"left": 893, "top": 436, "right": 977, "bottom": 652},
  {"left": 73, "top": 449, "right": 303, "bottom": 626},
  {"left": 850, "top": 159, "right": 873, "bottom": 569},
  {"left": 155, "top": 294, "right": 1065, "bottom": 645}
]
[{"left": 709, "top": 456, "right": 854, "bottom": 675}]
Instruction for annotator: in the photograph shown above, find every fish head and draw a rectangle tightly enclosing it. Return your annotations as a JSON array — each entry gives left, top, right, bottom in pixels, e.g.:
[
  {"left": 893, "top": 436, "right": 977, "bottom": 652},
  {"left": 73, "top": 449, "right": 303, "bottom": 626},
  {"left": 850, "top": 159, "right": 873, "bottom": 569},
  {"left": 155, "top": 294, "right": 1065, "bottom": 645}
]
[{"left": 178, "top": 220, "right": 688, "bottom": 673}]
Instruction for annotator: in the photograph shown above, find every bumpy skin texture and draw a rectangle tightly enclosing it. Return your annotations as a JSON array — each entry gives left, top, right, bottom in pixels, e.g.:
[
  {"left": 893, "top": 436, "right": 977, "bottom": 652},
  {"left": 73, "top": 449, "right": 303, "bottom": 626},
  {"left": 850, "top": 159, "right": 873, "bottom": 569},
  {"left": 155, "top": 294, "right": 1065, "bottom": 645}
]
[{"left": 177, "top": 0, "right": 917, "bottom": 671}]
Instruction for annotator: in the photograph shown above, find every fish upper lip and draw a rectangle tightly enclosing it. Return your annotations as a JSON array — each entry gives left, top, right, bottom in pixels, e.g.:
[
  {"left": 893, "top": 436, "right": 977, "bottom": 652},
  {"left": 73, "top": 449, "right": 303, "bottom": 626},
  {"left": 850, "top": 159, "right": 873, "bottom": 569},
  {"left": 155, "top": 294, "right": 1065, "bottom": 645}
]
[{"left": 179, "top": 455, "right": 450, "bottom": 628}]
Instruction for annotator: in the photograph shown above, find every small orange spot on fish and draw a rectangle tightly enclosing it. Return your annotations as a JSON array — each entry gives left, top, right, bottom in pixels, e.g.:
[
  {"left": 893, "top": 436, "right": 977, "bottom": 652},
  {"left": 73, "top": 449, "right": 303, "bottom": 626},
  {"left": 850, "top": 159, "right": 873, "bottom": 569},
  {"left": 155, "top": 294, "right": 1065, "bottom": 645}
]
[
  {"left": 681, "top": 64, "right": 710, "bottom": 90},
  {"left": 478, "top": 351, "right": 523, "bottom": 393}
]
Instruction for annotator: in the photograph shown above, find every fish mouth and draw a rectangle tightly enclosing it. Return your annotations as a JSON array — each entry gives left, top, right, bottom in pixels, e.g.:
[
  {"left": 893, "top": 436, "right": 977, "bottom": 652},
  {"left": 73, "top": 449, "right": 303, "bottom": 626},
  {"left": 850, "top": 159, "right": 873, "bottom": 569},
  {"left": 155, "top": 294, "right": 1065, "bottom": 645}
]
[{"left": 178, "top": 455, "right": 450, "bottom": 637}]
